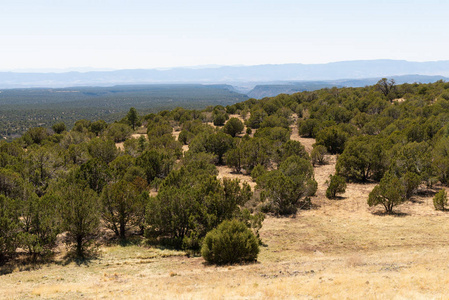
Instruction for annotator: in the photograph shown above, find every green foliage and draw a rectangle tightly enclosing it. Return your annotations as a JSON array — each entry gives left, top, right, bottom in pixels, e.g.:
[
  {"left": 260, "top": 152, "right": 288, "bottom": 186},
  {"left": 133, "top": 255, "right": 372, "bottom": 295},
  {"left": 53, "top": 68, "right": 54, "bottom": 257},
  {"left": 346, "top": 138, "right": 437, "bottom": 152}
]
[
  {"left": 376, "top": 78, "right": 397, "bottom": 100},
  {"left": 315, "top": 125, "right": 350, "bottom": 154},
  {"left": 401, "top": 171, "right": 421, "bottom": 199},
  {"left": 258, "top": 156, "right": 316, "bottom": 215},
  {"left": 65, "top": 143, "right": 89, "bottom": 165},
  {"left": 73, "top": 119, "right": 92, "bottom": 133},
  {"left": 433, "top": 189, "right": 448, "bottom": 211},
  {"left": 224, "top": 147, "right": 243, "bottom": 173},
  {"left": 146, "top": 184, "right": 195, "bottom": 248},
  {"left": 389, "top": 142, "right": 432, "bottom": 184},
  {"left": 181, "top": 152, "right": 218, "bottom": 177},
  {"left": 250, "top": 164, "right": 266, "bottom": 181},
  {"left": 0, "top": 168, "right": 24, "bottom": 199},
  {"left": 52, "top": 122, "right": 66, "bottom": 134},
  {"left": 77, "top": 159, "right": 112, "bottom": 194},
  {"left": 336, "top": 136, "right": 385, "bottom": 182},
  {"left": 297, "top": 118, "right": 321, "bottom": 138},
  {"left": 213, "top": 113, "right": 227, "bottom": 126},
  {"left": 325, "top": 174, "right": 347, "bottom": 199},
  {"left": 246, "top": 107, "right": 267, "bottom": 129},
  {"left": 5, "top": 79, "right": 449, "bottom": 262},
  {"left": 104, "top": 123, "right": 132, "bottom": 143},
  {"left": 89, "top": 120, "right": 108, "bottom": 136},
  {"left": 147, "top": 122, "right": 172, "bottom": 138},
  {"left": 59, "top": 183, "right": 100, "bottom": 258},
  {"left": 311, "top": 145, "right": 327, "bottom": 166},
  {"left": 368, "top": 172, "right": 406, "bottom": 213},
  {"left": 87, "top": 138, "right": 118, "bottom": 164},
  {"left": 239, "top": 137, "right": 273, "bottom": 171},
  {"left": 147, "top": 170, "right": 252, "bottom": 250},
  {"left": 0, "top": 85, "right": 247, "bottom": 140},
  {"left": 18, "top": 193, "right": 60, "bottom": 258},
  {"left": 223, "top": 117, "right": 244, "bottom": 137},
  {"left": 432, "top": 136, "right": 449, "bottom": 185},
  {"left": 0, "top": 195, "right": 19, "bottom": 263},
  {"left": 109, "top": 155, "right": 135, "bottom": 180},
  {"left": 178, "top": 130, "right": 194, "bottom": 145},
  {"left": 101, "top": 180, "right": 142, "bottom": 239},
  {"left": 278, "top": 140, "right": 309, "bottom": 162},
  {"left": 127, "top": 107, "right": 139, "bottom": 130},
  {"left": 190, "top": 132, "right": 234, "bottom": 164},
  {"left": 22, "top": 127, "right": 50, "bottom": 146},
  {"left": 201, "top": 219, "right": 259, "bottom": 265},
  {"left": 260, "top": 115, "right": 290, "bottom": 129},
  {"left": 136, "top": 150, "right": 174, "bottom": 184},
  {"left": 254, "top": 127, "right": 290, "bottom": 143}
]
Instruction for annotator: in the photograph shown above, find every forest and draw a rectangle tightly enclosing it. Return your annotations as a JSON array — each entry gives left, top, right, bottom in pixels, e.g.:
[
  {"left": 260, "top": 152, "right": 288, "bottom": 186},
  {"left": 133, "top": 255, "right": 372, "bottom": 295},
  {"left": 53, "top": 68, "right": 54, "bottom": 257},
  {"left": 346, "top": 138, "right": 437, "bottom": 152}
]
[
  {"left": 0, "top": 84, "right": 247, "bottom": 140},
  {"left": 1, "top": 78, "right": 449, "bottom": 267}
]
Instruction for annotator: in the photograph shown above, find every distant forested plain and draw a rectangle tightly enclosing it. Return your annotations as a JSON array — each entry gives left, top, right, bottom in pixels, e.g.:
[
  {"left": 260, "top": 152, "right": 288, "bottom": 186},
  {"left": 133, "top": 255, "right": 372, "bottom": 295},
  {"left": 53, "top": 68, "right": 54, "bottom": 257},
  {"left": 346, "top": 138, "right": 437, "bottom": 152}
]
[{"left": 0, "top": 84, "right": 248, "bottom": 140}]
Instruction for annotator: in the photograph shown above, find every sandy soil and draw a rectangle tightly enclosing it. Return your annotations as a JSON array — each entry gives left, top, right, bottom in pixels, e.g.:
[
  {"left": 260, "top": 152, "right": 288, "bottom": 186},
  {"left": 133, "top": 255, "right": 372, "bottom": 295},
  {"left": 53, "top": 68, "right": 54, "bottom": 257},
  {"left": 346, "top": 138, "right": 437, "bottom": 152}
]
[{"left": 216, "top": 166, "right": 256, "bottom": 190}]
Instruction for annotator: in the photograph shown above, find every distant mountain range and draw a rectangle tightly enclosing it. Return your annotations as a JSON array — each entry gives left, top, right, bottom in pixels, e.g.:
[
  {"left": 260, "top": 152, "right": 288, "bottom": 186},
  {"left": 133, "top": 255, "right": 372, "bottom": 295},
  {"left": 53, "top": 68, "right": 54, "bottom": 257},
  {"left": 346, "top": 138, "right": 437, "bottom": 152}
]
[{"left": 1, "top": 59, "right": 449, "bottom": 89}]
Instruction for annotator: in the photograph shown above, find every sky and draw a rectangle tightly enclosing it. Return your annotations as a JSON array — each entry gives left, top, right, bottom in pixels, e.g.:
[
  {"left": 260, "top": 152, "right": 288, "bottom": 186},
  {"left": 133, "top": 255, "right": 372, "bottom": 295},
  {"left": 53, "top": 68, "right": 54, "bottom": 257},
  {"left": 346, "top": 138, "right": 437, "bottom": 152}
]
[{"left": 0, "top": 0, "right": 448, "bottom": 71}]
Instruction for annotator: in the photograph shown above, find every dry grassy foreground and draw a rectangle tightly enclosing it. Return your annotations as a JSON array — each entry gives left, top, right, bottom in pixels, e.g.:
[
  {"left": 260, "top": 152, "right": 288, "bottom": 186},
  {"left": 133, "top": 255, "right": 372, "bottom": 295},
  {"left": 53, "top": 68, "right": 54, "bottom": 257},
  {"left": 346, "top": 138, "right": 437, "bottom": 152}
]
[
  {"left": 2, "top": 193, "right": 449, "bottom": 299},
  {"left": 2, "top": 133, "right": 449, "bottom": 299}
]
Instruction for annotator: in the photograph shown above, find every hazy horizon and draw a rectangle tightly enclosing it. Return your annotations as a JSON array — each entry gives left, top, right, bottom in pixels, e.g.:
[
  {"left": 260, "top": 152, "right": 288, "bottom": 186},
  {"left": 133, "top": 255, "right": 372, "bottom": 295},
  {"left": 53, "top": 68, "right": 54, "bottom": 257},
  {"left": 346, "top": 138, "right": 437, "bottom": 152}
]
[{"left": 3, "top": 58, "right": 449, "bottom": 74}]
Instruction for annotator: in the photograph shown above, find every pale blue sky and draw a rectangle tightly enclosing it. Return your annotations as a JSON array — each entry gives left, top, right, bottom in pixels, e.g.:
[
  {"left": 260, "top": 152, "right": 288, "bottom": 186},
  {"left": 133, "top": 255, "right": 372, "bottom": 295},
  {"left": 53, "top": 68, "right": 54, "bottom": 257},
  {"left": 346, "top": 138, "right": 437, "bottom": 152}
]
[{"left": 0, "top": 0, "right": 448, "bottom": 71}]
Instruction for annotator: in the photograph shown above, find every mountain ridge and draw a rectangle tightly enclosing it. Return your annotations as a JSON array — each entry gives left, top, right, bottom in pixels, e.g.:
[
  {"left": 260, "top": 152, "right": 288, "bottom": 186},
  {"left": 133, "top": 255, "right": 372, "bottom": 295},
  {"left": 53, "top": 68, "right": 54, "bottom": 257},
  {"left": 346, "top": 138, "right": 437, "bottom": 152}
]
[{"left": 1, "top": 59, "right": 449, "bottom": 89}]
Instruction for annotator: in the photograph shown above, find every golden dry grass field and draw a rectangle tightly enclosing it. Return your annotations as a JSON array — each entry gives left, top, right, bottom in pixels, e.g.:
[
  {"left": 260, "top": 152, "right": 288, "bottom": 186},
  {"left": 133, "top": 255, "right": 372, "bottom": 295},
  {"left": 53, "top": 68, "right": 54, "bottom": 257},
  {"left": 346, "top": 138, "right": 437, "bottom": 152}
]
[{"left": 2, "top": 125, "right": 449, "bottom": 299}]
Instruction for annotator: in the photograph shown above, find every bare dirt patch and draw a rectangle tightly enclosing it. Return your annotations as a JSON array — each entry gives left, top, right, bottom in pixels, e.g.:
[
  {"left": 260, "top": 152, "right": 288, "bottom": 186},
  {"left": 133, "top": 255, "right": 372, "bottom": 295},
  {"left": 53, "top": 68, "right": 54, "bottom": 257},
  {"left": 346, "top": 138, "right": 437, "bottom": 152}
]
[
  {"left": 115, "top": 129, "right": 147, "bottom": 150},
  {"left": 216, "top": 165, "right": 256, "bottom": 190}
]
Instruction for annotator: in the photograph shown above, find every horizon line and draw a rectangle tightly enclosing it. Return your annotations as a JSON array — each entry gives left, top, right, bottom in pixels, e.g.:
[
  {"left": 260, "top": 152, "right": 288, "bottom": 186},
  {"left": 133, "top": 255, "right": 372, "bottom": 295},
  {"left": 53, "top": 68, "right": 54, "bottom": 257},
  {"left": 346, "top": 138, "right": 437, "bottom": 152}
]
[{"left": 3, "top": 58, "right": 449, "bottom": 74}]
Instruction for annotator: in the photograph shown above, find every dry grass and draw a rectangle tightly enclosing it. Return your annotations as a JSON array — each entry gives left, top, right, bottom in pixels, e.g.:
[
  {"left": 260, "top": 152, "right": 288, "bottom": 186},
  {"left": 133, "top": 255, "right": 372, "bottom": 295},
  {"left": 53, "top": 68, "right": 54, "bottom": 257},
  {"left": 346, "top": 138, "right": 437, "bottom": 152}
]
[
  {"left": 216, "top": 165, "right": 256, "bottom": 190},
  {"left": 11, "top": 122, "right": 449, "bottom": 299}
]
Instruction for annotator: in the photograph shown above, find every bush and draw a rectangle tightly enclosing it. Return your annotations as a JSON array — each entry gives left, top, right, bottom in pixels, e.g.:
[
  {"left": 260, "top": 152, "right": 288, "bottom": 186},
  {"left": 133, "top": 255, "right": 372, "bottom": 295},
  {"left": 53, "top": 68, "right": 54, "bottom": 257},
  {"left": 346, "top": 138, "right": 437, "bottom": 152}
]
[
  {"left": 368, "top": 172, "right": 406, "bottom": 214},
  {"left": 402, "top": 171, "right": 421, "bottom": 199},
  {"left": 433, "top": 189, "right": 448, "bottom": 211},
  {"left": 223, "top": 117, "right": 244, "bottom": 137},
  {"left": 250, "top": 164, "right": 266, "bottom": 181},
  {"left": 0, "top": 195, "right": 19, "bottom": 263},
  {"left": 257, "top": 155, "right": 316, "bottom": 215},
  {"left": 311, "top": 145, "right": 327, "bottom": 166},
  {"left": 213, "top": 113, "right": 227, "bottom": 126},
  {"left": 201, "top": 219, "right": 259, "bottom": 265},
  {"left": 52, "top": 122, "right": 66, "bottom": 134},
  {"left": 325, "top": 174, "right": 346, "bottom": 199}
]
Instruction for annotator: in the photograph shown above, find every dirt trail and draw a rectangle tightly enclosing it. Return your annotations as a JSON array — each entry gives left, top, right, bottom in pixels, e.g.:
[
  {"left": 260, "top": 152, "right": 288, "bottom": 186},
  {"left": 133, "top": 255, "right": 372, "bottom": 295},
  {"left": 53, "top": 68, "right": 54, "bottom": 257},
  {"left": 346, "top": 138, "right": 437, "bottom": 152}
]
[{"left": 288, "top": 124, "right": 377, "bottom": 217}]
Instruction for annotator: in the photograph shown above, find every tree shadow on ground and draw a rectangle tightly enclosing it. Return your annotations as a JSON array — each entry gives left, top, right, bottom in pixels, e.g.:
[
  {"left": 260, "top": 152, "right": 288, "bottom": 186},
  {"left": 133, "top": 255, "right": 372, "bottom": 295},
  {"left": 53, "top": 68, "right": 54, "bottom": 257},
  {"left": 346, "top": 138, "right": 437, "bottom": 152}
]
[
  {"left": 408, "top": 197, "right": 425, "bottom": 204},
  {"left": 371, "top": 210, "right": 409, "bottom": 217},
  {"left": 201, "top": 260, "right": 261, "bottom": 267},
  {"left": 0, "top": 253, "right": 54, "bottom": 275},
  {"left": 416, "top": 188, "right": 439, "bottom": 197},
  {"left": 328, "top": 195, "right": 347, "bottom": 201},
  {"left": 58, "top": 248, "right": 100, "bottom": 267}
]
